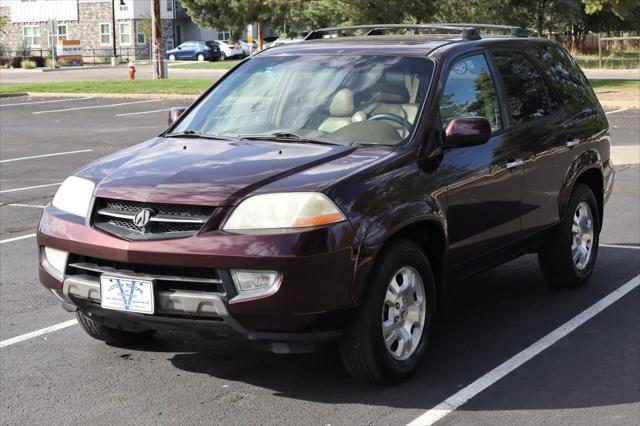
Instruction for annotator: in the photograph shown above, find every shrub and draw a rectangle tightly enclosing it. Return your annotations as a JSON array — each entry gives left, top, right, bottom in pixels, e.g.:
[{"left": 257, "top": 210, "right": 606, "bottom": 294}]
[
  {"left": 44, "top": 58, "right": 58, "bottom": 68},
  {"left": 20, "top": 59, "right": 36, "bottom": 69},
  {"left": 27, "top": 55, "right": 45, "bottom": 67},
  {"left": 11, "top": 57, "right": 21, "bottom": 68}
]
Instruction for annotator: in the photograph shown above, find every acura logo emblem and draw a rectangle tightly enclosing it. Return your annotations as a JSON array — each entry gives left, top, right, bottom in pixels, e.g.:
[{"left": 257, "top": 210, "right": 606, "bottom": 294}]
[{"left": 133, "top": 208, "right": 154, "bottom": 227}]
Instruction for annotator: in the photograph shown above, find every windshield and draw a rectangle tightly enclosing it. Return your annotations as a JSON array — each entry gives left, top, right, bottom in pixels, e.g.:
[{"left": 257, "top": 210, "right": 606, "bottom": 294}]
[{"left": 172, "top": 55, "right": 435, "bottom": 146}]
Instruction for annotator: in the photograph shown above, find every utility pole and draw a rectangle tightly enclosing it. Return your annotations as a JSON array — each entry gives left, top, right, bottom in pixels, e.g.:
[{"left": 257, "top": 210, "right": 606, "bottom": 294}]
[{"left": 151, "top": 0, "right": 165, "bottom": 79}]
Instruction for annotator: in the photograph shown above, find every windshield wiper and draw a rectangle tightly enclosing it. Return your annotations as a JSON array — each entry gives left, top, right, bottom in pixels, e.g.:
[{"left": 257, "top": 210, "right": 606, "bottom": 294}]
[
  {"left": 240, "top": 132, "right": 342, "bottom": 146},
  {"left": 165, "top": 130, "right": 239, "bottom": 141}
]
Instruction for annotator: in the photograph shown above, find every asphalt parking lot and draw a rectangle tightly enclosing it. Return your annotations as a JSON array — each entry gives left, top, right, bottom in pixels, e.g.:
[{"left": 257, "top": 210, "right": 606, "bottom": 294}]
[{"left": 0, "top": 96, "right": 638, "bottom": 425}]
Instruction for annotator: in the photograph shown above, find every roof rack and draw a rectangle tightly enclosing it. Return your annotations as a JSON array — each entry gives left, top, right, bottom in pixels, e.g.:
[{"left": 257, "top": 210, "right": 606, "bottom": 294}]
[
  {"left": 438, "top": 23, "right": 528, "bottom": 38},
  {"left": 304, "top": 23, "right": 528, "bottom": 42},
  {"left": 304, "top": 24, "right": 482, "bottom": 41}
]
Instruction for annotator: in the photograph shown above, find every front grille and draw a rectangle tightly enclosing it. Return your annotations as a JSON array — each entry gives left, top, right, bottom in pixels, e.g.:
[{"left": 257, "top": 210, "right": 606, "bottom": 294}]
[
  {"left": 66, "top": 254, "right": 226, "bottom": 294},
  {"left": 93, "top": 198, "right": 215, "bottom": 240}
]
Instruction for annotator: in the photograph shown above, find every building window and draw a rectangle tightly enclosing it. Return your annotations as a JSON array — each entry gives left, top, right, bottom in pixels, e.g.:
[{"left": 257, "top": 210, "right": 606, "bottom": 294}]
[
  {"left": 218, "top": 29, "right": 231, "bottom": 41},
  {"left": 99, "top": 23, "right": 111, "bottom": 45},
  {"left": 136, "top": 21, "right": 145, "bottom": 45},
  {"left": 22, "top": 26, "right": 41, "bottom": 47},
  {"left": 56, "top": 24, "right": 67, "bottom": 41},
  {"left": 166, "top": 0, "right": 173, "bottom": 12},
  {"left": 119, "top": 22, "right": 131, "bottom": 45},
  {"left": 165, "top": 38, "right": 174, "bottom": 51}
]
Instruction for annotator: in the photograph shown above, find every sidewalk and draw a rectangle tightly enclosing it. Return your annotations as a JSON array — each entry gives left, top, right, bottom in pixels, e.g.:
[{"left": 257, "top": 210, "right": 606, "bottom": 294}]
[{"left": 583, "top": 69, "right": 640, "bottom": 80}]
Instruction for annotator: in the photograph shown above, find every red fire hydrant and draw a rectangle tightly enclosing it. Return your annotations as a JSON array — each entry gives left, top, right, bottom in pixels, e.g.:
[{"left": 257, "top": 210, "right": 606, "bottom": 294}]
[{"left": 128, "top": 61, "right": 136, "bottom": 80}]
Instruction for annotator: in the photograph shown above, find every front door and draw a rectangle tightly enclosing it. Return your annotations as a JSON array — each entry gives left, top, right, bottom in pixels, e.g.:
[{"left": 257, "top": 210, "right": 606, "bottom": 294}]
[{"left": 439, "top": 53, "right": 524, "bottom": 269}]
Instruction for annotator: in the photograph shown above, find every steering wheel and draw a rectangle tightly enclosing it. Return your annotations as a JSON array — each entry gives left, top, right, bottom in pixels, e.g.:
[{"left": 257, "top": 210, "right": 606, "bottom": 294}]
[{"left": 368, "top": 113, "right": 412, "bottom": 131}]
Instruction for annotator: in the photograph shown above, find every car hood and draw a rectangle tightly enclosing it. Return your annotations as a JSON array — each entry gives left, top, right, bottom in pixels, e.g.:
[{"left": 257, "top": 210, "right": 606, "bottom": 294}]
[{"left": 85, "top": 137, "right": 371, "bottom": 206}]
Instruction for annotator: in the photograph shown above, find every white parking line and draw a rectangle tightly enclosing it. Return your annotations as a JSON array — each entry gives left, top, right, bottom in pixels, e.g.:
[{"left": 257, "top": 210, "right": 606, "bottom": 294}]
[
  {"left": 0, "top": 96, "right": 94, "bottom": 107},
  {"left": 0, "top": 319, "right": 78, "bottom": 349},
  {"left": 0, "top": 233, "right": 36, "bottom": 244},
  {"left": 0, "top": 149, "right": 92, "bottom": 163},
  {"left": 116, "top": 108, "right": 170, "bottom": 117},
  {"left": 3, "top": 203, "right": 45, "bottom": 208},
  {"left": 600, "top": 243, "right": 640, "bottom": 250},
  {"left": 605, "top": 108, "right": 628, "bottom": 115},
  {"left": 0, "top": 182, "right": 61, "bottom": 194},
  {"left": 407, "top": 273, "right": 640, "bottom": 426},
  {"left": 33, "top": 99, "right": 161, "bottom": 115}
]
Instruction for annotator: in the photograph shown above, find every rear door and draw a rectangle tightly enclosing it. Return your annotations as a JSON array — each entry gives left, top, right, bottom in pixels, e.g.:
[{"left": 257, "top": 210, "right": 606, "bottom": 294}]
[
  {"left": 489, "top": 49, "right": 561, "bottom": 234},
  {"left": 439, "top": 52, "right": 524, "bottom": 269}
]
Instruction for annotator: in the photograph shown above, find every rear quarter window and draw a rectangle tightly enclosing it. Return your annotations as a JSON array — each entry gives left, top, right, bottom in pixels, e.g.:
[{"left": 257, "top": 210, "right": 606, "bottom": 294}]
[{"left": 531, "top": 45, "right": 598, "bottom": 110}]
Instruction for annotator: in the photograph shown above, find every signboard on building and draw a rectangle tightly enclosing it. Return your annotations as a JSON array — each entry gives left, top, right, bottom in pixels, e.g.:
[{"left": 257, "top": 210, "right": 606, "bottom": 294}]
[{"left": 57, "top": 40, "right": 83, "bottom": 66}]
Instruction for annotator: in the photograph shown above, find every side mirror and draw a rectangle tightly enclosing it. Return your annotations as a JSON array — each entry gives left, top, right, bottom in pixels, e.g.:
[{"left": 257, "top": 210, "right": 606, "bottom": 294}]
[
  {"left": 443, "top": 117, "right": 491, "bottom": 149},
  {"left": 168, "top": 107, "right": 187, "bottom": 125}
]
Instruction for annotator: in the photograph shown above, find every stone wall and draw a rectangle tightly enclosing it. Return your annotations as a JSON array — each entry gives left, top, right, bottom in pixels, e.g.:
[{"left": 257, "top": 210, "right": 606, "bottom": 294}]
[{"left": 0, "top": 4, "right": 174, "bottom": 62}]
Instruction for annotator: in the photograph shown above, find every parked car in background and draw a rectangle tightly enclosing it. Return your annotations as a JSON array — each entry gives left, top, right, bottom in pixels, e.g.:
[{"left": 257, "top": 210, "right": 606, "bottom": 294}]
[
  {"left": 263, "top": 36, "right": 279, "bottom": 48},
  {"left": 216, "top": 40, "right": 242, "bottom": 60},
  {"left": 39, "top": 23, "right": 613, "bottom": 384},
  {"left": 272, "top": 36, "right": 305, "bottom": 46},
  {"left": 165, "top": 41, "right": 221, "bottom": 62},
  {"left": 239, "top": 40, "right": 258, "bottom": 57}
]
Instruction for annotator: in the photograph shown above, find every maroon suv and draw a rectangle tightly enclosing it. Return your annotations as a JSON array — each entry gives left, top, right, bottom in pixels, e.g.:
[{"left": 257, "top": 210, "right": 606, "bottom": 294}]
[{"left": 38, "top": 24, "right": 614, "bottom": 382}]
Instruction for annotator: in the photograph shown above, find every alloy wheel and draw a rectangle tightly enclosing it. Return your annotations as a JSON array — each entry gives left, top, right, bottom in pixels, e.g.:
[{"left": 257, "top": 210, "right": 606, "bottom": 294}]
[{"left": 571, "top": 201, "right": 594, "bottom": 271}]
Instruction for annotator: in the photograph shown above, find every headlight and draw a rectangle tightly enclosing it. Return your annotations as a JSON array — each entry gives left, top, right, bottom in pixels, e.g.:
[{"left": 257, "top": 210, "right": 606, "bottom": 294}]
[
  {"left": 51, "top": 176, "right": 95, "bottom": 218},
  {"left": 223, "top": 192, "right": 345, "bottom": 231}
]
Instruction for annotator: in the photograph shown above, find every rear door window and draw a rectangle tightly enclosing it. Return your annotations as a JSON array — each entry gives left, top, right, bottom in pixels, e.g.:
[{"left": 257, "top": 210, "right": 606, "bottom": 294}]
[
  {"left": 492, "top": 51, "right": 549, "bottom": 124},
  {"left": 440, "top": 54, "right": 502, "bottom": 132},
  {"left": 531, "top": 45, "right": 598, "bottom": 110}
]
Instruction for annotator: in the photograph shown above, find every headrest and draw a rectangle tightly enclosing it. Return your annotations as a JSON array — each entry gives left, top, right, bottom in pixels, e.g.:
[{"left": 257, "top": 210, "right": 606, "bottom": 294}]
[
  {"left": 329, "top": 89, "right": 354, "bottom": 117},
  {"left": 371, "top": 84, "right": 410, "bottom": 104}
]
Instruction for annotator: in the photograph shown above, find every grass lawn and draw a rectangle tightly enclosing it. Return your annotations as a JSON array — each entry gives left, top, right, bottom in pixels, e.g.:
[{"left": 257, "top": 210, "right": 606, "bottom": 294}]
[
  {"left": 1, "top": 77, "right": 636, "bottom": 98},
  {"left": 170, "top": 60, "right": 242, "bottom": 70},
  {"left": 589, "top": 79, "right": 640, "bottom": 92},
  {"left": 0, "top": 79, "right": 214, "bottom": 95},
  {"left": 576, "top": 52, "right": 640, "bottom": 70}
]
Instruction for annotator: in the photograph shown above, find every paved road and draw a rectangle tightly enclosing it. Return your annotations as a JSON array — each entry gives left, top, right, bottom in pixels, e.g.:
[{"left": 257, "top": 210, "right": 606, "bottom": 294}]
[{"left": 0, "top": 96, "right": 638, "bottom": 425}]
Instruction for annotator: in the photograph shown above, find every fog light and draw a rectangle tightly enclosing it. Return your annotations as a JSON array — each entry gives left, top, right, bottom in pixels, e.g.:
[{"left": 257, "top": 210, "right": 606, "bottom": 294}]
[
  {"left": 44, "top": 247, "right": 68, "bottom": 276},
  {"left": 230, "top": 270, "right": 281, "bottom": 296}
]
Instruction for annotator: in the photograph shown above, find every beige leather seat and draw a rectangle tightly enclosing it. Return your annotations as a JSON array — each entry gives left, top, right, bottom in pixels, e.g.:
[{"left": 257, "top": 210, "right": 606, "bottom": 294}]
[{"left": 319, "top": 89, "right": 355, "bottom": 133}]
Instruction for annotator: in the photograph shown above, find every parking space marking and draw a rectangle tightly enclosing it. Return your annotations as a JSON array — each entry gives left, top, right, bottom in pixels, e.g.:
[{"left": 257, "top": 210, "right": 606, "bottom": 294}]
[
  {"left": 0, "top": 149, "right": 92, "bottom": 163},
  {"left": 0, "top": 96, "right": 94, "bottom": 107},
  {"left": 116, "top": 108, "right": 170, "bottom": 117},
  {"left": 605, "top": 108, "right": 629, "bottom": 115},
  {"left": 0, "top": 233, "right": 36, "bottom": 244},
  {"left": 600, "top": 243, "right": 640, "bottom": 250},
  {"left": 33, "top": 99, "right": 162, "bottom": 115},
  {"left": 407, "top": 273, "right": 640, "bottom": 426},
  {"left": 0, "top": 319, "right": 77, "bottom": 349},
  {"left": 3, "top": 203, "right": 45, "bottom": 208},
  {"left": 0, "top": 182, "right": 61, "bottom": 194}
]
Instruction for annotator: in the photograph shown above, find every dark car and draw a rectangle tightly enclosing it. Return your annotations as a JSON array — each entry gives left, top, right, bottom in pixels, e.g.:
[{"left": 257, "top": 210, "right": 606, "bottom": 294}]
[
  {"left": 38, "top": 24, "right": 614, "bottom": 383},
  {"left": 165, "top": 40, "right": 221, "bottom": 62}
]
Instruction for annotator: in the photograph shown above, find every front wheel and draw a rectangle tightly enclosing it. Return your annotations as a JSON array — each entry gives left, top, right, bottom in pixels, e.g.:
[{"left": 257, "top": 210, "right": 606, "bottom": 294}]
[
  {"left": 76, "top": 311, "right": 155, "bottom": 346},
  {"left": 538, "top": 183, "right": 600, "bottom": 288},
  {"left": 339, "top": 240, "right": 436, "bottom": 383},
  {"left": 168, "top": 54, "right": 176, "bottom": 62}
]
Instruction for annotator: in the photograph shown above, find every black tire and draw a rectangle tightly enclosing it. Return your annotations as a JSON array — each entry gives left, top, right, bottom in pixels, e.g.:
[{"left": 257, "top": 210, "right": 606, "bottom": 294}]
[
  {"left": 168, "top": 54, "right": 176, "bottom": 62},
  {"left": 339, "top": 240, "right": 436, "bottom": 383},
  {"left": 76, "top": 311, "right": 155, "bottom": 346},
  {"left": 196, "top": 53, "right": 205, "bottom": 62},
  {"left": 538, "top": 183, "right": 600, "bottom": 288},
  {"left": 220, "top": 52, "right": 227, "bottom": 61}
]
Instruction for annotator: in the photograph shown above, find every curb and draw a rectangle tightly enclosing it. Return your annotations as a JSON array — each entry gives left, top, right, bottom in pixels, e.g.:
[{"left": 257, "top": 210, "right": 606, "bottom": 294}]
[
  {"left": 0, "top": 92, "right": 27, "bottom": 98},
  {"left": 19, "top": 91, "right": 199, "bottom": 100}
]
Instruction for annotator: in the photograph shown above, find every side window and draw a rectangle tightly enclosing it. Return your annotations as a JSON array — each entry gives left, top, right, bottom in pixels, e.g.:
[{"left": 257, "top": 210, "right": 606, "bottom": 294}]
[
  {"left": 532, "top": 45, "right": 596, "bottom": 109},
  {"left": 440, "top": 54, "right": 502, "bottom": 132},
  {"left": 493, "top": 51, "right": 549, "bottom": 124}
]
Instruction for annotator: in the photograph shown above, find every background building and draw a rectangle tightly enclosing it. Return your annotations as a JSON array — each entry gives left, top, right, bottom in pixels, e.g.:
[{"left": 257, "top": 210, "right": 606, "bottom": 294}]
[{"left": 0, "top": 0, "right": 176, "bottom": 62}]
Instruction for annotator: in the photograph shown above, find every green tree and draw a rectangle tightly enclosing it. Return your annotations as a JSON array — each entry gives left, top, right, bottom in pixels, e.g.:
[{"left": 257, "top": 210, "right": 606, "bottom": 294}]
[
  {"left": 582, "top": 0, "right": 639, "bottom": 19},
  {"left": 0, "top": 14, "right": 9, "bottom": 35}
]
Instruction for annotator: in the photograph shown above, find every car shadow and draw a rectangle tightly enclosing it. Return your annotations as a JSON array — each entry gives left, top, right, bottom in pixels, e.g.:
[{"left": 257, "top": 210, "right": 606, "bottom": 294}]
[{"left": 132, "top": 251, "right": 639, "bottom": 411}]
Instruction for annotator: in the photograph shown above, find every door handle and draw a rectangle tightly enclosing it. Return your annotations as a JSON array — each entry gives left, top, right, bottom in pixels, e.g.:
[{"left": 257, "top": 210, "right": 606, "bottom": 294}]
[
  {"left": 505, "top": 159, "right": 523, "bottom": 170},
  {"left": 566, "top": 138, "right": 580, "bottom": 148}
]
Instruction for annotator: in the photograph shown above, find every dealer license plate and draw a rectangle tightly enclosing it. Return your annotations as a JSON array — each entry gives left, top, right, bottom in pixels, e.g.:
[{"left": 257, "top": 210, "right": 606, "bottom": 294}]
[{"left": 100, "top": 275, "right": 154, "bottom": 314}]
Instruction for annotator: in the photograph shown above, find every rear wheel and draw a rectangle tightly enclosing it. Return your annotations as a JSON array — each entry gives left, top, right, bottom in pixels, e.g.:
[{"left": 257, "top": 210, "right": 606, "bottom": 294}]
[
  {"left": 76, "top": 311, "right": 155, "bottom": 346},
  {"left": 538, "top": 183, "right": 600, "bottom": 288},
  {"left": 196, "top": 53, "right": 205, "bottom": 62},
  {"left": 339, "top": 240, "right": 435, "bottom": 383},
  {"left": 168, "top": 54, "right": 176, "bottom": 62},
  {"left": 220, "top": 52, "right": 227, "bottom": 61}
]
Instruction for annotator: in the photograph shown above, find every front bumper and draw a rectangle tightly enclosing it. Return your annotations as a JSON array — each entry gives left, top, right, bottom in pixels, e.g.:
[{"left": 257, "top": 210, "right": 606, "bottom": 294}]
[{"left": 38, "top": 205, "right": 358, "bottom": 341}]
